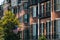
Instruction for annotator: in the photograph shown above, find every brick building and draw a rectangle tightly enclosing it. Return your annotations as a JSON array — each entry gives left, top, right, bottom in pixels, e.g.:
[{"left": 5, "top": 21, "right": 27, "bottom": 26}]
[{"left": 3, "top": 0, "right": 60, "bottom": 40}]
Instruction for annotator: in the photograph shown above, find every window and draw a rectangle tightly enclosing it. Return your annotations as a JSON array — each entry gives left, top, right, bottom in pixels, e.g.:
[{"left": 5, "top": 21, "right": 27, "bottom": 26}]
[
  {"left": 7, "top": 0, "right": 11, "bottom": 3},
  {"left": 32, "top": 6, "right": 38, "bottom": 17},
  {"left": 18, "top": 6, "right": 23, "bottom": 12},
  {"left": 40, "top": 23, "right": 44, "bottom": 35},
  {"left": 54, "top": 0, "right": 60, "bottom": 11},
  {"left": 46, "top": 21, "right": 51, "bottom": 39},
  {"left": 32, "top": 23, "right": 38, "bottom": 39},
  {"left": 46, "top": 1, "right": 51, "bottom": 16},
  {"left": 11, "top": 0, "right": 17, "bottom": 6},
  {"left": 19, "top": 31, "right": 22, "bottom": 39},
  {"left": 54, "top": 20, "right": 57, "bottom": 39},
  {"left": 24, "top": 14, "right": 27, "bottom": 23},
  {"left": 18, "top": 0, "right": 21, "bottom": 4},
  {"left": 23, "top": 3, "right": 28, "bottom": 9},
  {"left": 40, "top": 3, "right": 44, "bottom": 17},
  {"left": 46, "top": 1, "right": 51, "bottom": 12},
  {"left": 33, "top": 6, "right": 36, "bottom": 17},
  {"left": 18, "top": 6, "right": 20, "bottom": 12},
  {"left": 12, "top": 8, "right": 17, "bottom": 14},
  {"left": 32, "top": 0, "right": 37, "bottom": 4},
  {"left": 29, "top": 0, "right": 37, "bottom": 5},
  {"left": 20, "top": 6, "right": 23, "bottom": 11},
  {"left": 19, "top": 17, "right": 23, "bottom": 23},
  {"left": 24, "top": 29, "right": 30, "bottom": 40},
  {"left": 24, "top": 14, "right": 29, "bottom": 23},
  {"left": 33, "top": 23, "right": 36, "bottom": 39},
  {"left": 40, "top": 24, "right": 42, "bottom": 35},
  {"left": 4, "top": 0, "right": 7, "bottom": 3},
  {"left": 54, "top": 20, "right": 60, "bottom": 39}
]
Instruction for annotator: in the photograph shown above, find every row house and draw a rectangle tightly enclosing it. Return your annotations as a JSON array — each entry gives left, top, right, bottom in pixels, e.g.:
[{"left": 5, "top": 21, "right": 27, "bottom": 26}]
[{"left": 3, "top": 0, "right": 60, "bottom": 40}]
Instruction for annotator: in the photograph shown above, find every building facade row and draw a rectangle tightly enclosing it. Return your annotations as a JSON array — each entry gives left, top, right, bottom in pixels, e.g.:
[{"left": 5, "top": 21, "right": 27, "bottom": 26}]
[{"left": 3, "top": 0, "right": 60, "bottom": 40}]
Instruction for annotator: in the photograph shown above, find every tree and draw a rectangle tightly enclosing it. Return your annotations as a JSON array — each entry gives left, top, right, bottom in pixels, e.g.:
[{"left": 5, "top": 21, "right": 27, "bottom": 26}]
[
  {"left": 0, "top": 10, "right": 20, "bottom": 40},
  {"left": 39, "top": 35, "right": 46, "bottom": 40}
]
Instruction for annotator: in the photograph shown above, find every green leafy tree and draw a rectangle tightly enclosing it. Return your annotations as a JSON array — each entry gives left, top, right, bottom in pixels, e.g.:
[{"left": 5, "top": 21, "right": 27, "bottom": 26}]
[
  {"left": 39, "top": 35, "right": 46, "bottom": 40},
  {"left": 0, "top": 10, "right": 20, "bottom": 40}
]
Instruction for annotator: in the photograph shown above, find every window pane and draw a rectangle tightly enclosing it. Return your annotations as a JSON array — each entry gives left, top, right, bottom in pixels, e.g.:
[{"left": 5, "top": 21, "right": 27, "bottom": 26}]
[
  {"left": 11, "top": 0, "right": 17, "bottom": 6},
  {"left": 33, "top": 23, "right": 36, "bottom": 39},
  {"left": 23, "top": 3, "right": 28, "bottom": 9},
  {"left": 24, "top": 14, "right": 27, "bottom": 23},
  {"left": 18, "top": 0, "right": 21, "bottom": 4},
  {"left": 19, "top": 17, "right": 23, "bottom": 23},
  {"left": 33, "top": 6, "right": 36, "bottom": 17},
  {"left": 55, "top": 0, "right": 60, "bottom": 11},
  {"left": 46, "top": 1, "right": 51, "bottom": 12},
  {"left": 40, "top": 3, "right": 44, "bottom": 17},
  {"left": 55, "top": 20, "right": 60, "bottom": 39},
  {"left": 33, "top": 24, "right": 36, "bottom": 36},
  {"left": 24, "top": 14, "right": 27, "bottom": 19},
  {"left": 12, "top": 8, "right": 17, "bottom": 14},
  {"left": 57, "top": 20, "right": 60, "bottom": 33},
  {"left": 40, "top": 23, "right": 44, "bottom": 35},
  {"left": 56, "top": 5, "right": 60, "bottom": 11},
  {"left": 46, "top": 21, "right": 51, "bottom": 39}
]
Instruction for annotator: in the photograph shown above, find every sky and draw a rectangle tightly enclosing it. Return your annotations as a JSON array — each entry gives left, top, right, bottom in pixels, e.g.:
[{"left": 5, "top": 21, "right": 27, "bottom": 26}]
[{"left": 0, "top": 0, "right": 4, "bottom": 5}]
